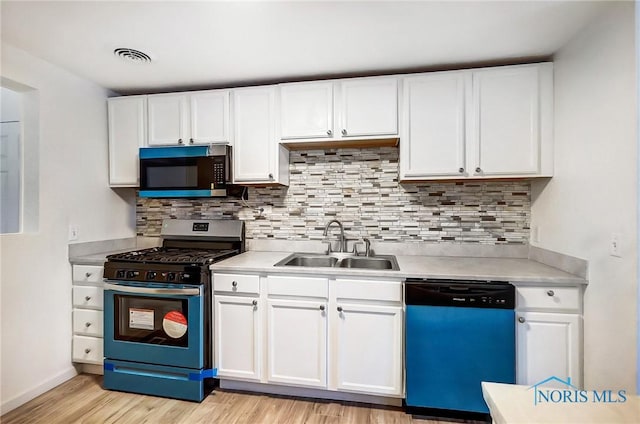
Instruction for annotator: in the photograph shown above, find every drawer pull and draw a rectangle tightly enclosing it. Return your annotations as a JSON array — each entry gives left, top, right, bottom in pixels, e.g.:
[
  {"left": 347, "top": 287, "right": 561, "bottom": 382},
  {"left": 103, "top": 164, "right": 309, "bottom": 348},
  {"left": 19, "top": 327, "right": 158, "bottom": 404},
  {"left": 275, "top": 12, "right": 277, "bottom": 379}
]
[
  {"left": 85, "top": 322, "right": 92, "bottom": 328},
  {"left": 252, "top": 300, "right": 258, "bottom": 308},
  {"left": 547, "top": 290, "right": 555, "bottom": 297},
  {"left": 85, "top": 272, "right": 92, "bottom": 278},
  {"left": 85, "top": 296, "right": 92, "bottom": 301},
  {"left": 319, "top": 305, "right": 325, "bottom": 311},
  {"left": 84, "top": 348, "right": 91, "bottom": 354},
  {"left": 518, "top": 316, "right": 526, "bottom": 323},
  {"left": 337, "top": 306, "right": 343, "bottom": 312},
  {"left": 232, "top": 281, "right": 238, "bottom": 287}
]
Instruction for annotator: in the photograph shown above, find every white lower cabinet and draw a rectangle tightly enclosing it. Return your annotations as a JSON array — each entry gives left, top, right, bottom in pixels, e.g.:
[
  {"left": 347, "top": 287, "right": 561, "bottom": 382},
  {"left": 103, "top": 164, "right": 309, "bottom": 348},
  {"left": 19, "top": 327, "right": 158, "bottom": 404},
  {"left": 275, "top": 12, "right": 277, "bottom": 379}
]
[
  {"left": 214, "top": 294, "right": 262, "bottom": 381},
  {"left": 333, "top": 303, "right": 403, "bottom": 395},
  {"left": 71, "top": 264, "right": 105, "bottom": 367},
  {"left": 213, "top": 272, "right": 403, "bottom": 399},
  {"left": 515, "top": 284, "right": 583, "bottom": 388},
  {"left": 267, "top": 299, "right": 327, "bottom": 388}
]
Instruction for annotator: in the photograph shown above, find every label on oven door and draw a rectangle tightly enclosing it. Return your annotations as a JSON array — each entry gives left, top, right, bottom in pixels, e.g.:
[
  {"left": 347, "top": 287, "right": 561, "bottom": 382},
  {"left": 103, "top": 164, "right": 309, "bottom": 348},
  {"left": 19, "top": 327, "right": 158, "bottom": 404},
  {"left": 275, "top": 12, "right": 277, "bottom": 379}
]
[
  {"left": 129, "top": 308, "right": 154, "bottom": 330},
  {"left": 163, "top": 311, "right": 187, "bottom": 338}
]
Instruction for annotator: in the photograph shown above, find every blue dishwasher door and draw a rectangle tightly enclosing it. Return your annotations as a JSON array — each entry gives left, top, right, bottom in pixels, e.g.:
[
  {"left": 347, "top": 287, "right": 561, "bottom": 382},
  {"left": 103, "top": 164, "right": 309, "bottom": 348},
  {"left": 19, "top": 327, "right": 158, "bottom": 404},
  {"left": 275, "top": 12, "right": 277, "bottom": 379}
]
[{"left": 405, "top": 305, "right": 515, "bottom": 413}]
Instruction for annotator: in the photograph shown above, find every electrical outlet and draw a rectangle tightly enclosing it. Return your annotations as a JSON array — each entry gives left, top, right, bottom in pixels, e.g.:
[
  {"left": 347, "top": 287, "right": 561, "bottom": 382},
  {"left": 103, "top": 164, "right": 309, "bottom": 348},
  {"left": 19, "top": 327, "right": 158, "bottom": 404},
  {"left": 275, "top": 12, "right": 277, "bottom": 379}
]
[
  {"left": 610, "top": 232, "right": 621, "bottom": 257},
  {"left": 68, "top": 225, "right": 79, "bottom": 241}
]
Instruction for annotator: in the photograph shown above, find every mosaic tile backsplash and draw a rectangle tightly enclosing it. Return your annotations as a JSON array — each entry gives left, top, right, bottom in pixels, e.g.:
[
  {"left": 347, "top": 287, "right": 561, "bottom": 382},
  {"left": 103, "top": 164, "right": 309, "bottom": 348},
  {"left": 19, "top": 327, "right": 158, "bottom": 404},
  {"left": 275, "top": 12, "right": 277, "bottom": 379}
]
[{"left": 136, "top": 148, "right": 530, "bottom": 244}]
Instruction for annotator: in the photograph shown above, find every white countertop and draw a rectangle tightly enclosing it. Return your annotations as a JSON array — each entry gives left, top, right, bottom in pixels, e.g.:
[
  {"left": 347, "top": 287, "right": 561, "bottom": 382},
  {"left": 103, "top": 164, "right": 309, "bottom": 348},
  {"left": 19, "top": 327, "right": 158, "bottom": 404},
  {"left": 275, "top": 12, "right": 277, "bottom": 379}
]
[
  {"left": 210, "top": 251, "right": 586, "bottom": 284},
  {"left": 482, "top": 382, "right": 639, "bottom": 423}
]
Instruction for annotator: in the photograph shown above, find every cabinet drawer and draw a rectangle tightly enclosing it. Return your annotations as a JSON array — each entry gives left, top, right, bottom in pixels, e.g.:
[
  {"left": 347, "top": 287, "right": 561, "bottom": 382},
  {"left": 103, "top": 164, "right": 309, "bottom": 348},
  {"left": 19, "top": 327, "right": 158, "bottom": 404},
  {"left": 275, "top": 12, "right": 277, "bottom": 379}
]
[
  {"left": 336, "top": 279, "right": 402, "bottom": 302},
  {"left": 213, "top": 273, "right": 260, "bottom": 294},
  {"left": 73, "top": 309, "right": 104, "bottom": 337},
  {"left": 267, "top": 275, "right": 328, "bottom": 298},
  {"left": 73, "top": 335, "right": 103, "bottom": 364},
  {"left": 73, "top": 286, "right": 103, "bottom": 309},
  {"left": 73, "top": 265, "right": 104, "bottom": 284},
  {"left": 516, "top": 286, "right": 581, "bottom": 312}
]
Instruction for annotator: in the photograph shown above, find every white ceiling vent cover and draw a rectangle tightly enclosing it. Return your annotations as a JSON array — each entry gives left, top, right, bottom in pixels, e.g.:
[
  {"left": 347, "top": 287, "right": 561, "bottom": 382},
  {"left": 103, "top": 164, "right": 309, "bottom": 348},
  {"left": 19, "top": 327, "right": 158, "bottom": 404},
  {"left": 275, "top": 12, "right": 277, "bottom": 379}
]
[{"left": 113, "top": 48, "right": 152, "bottom": 64}]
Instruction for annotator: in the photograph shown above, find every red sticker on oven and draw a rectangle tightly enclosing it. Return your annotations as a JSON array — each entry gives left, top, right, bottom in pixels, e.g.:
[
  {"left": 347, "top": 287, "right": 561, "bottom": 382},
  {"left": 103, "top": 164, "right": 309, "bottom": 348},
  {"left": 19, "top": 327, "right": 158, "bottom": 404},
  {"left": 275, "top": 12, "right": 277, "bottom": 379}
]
[{"left": 163, "top": 311, "right": 187, "bottom": 338}]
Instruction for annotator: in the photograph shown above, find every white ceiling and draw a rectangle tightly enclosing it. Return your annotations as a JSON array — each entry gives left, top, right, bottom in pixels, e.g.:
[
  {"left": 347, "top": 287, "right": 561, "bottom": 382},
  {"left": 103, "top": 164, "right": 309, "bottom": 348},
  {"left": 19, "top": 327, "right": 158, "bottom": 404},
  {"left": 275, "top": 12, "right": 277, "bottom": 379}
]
[{"left": 1, "top": 1, "right": 609, "bottom": 95}]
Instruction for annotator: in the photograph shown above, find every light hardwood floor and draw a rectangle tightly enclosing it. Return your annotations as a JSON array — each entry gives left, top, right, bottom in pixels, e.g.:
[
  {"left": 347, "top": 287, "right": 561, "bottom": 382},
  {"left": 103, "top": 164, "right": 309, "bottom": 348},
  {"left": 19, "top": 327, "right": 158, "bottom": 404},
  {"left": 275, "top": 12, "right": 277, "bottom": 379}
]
[{"left": 1, "top": 375, "right": 485, "bottom": 424}]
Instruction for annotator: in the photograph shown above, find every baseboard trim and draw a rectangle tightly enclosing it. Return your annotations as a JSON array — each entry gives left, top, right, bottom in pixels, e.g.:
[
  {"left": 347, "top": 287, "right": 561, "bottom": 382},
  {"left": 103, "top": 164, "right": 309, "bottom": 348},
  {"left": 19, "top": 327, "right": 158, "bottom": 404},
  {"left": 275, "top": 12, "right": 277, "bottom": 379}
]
[
  {"left": 1, "top": 366, "right": 78, "bottom": 415},
  {"left": 218, "top": 379, "right": 403, "bottom": 407}
]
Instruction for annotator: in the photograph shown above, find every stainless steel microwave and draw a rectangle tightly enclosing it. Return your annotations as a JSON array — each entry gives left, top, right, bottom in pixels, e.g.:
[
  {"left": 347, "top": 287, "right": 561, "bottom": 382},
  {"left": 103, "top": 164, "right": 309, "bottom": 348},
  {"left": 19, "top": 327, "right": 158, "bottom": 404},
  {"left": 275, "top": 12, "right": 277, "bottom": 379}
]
[{"left": 139, "top": 145, "right": 232, "bottom": 198}]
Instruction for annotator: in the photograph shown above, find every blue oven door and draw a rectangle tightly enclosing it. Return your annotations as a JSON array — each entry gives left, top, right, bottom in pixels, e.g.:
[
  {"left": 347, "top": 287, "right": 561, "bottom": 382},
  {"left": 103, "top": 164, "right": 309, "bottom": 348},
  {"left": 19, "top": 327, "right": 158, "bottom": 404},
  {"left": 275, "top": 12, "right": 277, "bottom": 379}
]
[{"left": 104, "top": 282, "right": 204, "bottom": 369}]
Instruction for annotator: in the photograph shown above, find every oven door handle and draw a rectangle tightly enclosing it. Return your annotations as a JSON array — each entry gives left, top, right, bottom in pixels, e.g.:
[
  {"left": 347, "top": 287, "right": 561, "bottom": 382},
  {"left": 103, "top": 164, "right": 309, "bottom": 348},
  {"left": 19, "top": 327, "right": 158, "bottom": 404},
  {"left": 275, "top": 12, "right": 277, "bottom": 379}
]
[{"left": 104, "top": 283, "right": 201, "bottom": 296}]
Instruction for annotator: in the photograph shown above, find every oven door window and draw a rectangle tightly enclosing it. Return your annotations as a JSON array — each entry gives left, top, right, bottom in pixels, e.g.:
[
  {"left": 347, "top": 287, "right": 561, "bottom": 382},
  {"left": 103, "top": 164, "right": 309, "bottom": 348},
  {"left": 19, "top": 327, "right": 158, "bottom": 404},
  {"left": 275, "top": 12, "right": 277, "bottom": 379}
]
[{"left": 114, "top": 295, "right": 189, "bottom": 347}]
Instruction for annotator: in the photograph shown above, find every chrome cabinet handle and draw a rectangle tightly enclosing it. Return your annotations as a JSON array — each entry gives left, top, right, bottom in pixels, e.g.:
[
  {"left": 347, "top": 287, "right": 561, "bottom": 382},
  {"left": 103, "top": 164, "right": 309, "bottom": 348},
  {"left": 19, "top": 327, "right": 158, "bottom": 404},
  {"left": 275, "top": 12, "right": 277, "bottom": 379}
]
[
  {"left": 178, "top": 138, "right": 184, "bottom": 144},
  {"left": 337, "top": 306, "right": 343, "bottom": 312},
  {"left": 84, "top": 348, "right": 91, "bottom": 354},
  {"left": 341, "top": 129, "right": 347, "bottom": 135},
  {"left": 85, "top": 296, "right": 92, "bottom": 301},
  {"left": 518, "top": 316, "right": 526, "bottom": 323},
  {"left": 327, "top": 130, "right": 332, "bottom": 136},
  {"left": 189, "top": 138, "right": 194, "bottom": 144},
  {"left": 85, "top": 272, "right": 92, "bottom": 278},
  {"left": 252, "top": 300, "right": 258, "bottom": 306},
  {"left": 85, "top": 322, "right": 92, "bottom": 328},
  {"left": 459, "top": 167, "right": 465, "bottom": 173},
  {"left": 475, "top": 167, "right": 482, "bottom": 173},
  {"left": 268, "top": 173, "right": 274, "bottom": 180},
  {"left": 319, "top": 305, "right": 325, "bottom": 311},
  {"left": 231, "top": 281, "right": 238, "bottom": 287},
  {"left": 547, "top": 290, "right": 555, "bottom": 297}
]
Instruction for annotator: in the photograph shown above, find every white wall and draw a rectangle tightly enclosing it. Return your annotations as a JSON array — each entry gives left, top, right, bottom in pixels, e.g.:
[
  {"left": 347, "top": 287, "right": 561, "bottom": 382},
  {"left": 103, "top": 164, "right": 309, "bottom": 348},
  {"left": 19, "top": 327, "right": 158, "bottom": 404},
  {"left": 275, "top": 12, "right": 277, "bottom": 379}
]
[
  {"left": 0, "top": 43, "right": 137, "bottom": 413},
  {"left": 531, "top": 2, "right": 637, "bottom": 393}
]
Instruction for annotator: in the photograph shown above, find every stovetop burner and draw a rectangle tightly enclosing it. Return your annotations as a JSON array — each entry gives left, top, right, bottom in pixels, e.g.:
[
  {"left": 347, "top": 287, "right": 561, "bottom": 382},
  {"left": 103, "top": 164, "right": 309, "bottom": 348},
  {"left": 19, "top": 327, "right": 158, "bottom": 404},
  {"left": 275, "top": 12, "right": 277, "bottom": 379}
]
[{"left": 106, "top": 247, "right": 239, "bottom": 265}]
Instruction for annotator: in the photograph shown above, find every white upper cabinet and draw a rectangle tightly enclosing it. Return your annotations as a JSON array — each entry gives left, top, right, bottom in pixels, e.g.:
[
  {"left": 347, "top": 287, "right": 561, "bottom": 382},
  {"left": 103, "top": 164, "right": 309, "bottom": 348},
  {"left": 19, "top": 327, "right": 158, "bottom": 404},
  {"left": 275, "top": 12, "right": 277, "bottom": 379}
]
[
  {"left": 339, "top": 77, "right": 398, "bottom": 138},
  {"left": 400, "top": 71, "right": 468, "bottom": 179},
  {"left": 233, "top": 85, "right": 289, "bottom": 185},
  {"left": 107, "top": 95, "right": 147, "bottom": 187},
  {"left": 280, "top": 81, "right": 334, "bottom": 139},
  {"left": 471, "top": 65, "right": 551, "bottom": 177},
  {"left": 400, "top": 63, "right": 553, "bottom": 181},
  {"left": 147, "top": 90, "right": 230, "bottom": 146},
  {"left": 190, "top": 90, "right": 230, "bottom": 144},
  {"left": 279, "top": 76, "right": 398, "bottom": 143},
  {"left": 147, "top": 93, "right": 189, "bottom": 145}
]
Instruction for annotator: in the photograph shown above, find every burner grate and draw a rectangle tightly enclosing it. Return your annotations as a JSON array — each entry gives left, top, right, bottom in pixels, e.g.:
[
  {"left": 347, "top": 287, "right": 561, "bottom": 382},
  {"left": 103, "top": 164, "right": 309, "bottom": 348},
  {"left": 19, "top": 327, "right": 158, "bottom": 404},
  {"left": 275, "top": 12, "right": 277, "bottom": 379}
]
[{"left": 107, "top": 247, "right": 238, "bottom": 265}]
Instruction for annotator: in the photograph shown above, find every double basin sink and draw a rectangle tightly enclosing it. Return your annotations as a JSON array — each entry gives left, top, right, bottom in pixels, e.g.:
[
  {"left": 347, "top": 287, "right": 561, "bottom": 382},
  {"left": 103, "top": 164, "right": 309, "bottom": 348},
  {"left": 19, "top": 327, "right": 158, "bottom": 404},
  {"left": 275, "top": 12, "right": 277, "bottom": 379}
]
[{"left": 275, "top": 252, "right": 399, "bottom": 271}]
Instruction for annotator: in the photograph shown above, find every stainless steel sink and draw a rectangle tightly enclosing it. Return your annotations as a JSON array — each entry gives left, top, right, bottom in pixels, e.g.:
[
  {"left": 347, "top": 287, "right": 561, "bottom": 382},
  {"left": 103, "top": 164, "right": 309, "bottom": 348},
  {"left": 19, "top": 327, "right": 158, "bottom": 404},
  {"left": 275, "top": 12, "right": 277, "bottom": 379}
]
[
  {"left": 275, "top": 253, "right": 399, "bottom": 271},
  {"left": 337, "top": 257, "right": 397, "bottom": 270},
  {"left": 279, "top": 255, "right": 338, "bottom": 268}
]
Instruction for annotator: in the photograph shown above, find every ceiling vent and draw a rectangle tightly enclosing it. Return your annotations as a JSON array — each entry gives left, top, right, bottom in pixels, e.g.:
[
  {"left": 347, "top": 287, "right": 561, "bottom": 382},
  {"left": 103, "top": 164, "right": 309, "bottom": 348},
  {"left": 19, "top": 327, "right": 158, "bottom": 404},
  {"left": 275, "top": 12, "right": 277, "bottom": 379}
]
[{"left": 113, "top": 48, "right": 152, "bottom": 64}]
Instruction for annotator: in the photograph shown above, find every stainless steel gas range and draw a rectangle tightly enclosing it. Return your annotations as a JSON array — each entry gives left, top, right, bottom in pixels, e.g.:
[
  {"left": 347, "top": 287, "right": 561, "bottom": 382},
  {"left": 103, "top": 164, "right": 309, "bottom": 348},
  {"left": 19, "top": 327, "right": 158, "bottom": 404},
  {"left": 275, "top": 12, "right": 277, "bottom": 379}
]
[{"left": 102, "top": 219, "right": 244, "bottom": 402}]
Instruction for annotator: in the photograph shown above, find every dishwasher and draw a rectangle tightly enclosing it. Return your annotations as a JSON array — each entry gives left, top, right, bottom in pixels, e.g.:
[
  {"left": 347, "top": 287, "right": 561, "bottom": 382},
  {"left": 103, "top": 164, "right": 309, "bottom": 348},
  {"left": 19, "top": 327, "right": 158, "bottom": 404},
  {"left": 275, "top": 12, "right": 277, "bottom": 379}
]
[{"left": 405, "top": 279, "right": 515, "bottom": 415}]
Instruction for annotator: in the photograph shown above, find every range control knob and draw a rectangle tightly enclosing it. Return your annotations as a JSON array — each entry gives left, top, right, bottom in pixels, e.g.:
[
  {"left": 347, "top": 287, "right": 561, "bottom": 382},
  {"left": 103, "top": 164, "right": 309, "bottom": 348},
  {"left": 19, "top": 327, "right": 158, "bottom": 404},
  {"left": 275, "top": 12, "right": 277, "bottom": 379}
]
[
  {"left": 116, "top": 270, "right": 125, "bottom": 279},
  {"left": 146, "top": 271, "right": 157, "bottom": 280},
  {"left": 167, "top": 273, "right": 176, "bottom": 281},
  {"left": 126, "top": 271, "right": 139, "bottom": 279}
]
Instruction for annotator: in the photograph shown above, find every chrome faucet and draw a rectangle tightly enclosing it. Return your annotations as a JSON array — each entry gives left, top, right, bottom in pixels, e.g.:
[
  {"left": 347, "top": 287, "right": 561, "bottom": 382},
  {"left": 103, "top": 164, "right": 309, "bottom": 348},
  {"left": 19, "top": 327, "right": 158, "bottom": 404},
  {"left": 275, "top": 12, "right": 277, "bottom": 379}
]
[
  {"left": 323, "top": 220, "right": 347, "bottom": 252},
  {"left": 363, "top": 238, "right": 372, "bottom": 257}
]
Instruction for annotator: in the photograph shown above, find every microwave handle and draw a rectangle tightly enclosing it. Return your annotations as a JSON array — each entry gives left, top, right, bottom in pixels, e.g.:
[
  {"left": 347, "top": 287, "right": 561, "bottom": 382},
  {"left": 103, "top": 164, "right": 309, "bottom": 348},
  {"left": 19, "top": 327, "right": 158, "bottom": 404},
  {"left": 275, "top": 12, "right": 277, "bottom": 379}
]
[{"left": 104, "top": 283, "right": 201, "bottom": 296}]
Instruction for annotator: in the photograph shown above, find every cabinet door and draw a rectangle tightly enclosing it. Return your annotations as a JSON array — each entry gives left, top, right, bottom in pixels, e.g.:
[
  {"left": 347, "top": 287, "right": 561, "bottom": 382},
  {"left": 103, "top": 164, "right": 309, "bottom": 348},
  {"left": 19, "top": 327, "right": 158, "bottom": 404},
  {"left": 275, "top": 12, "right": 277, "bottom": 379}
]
[
  {"left": 233, "top": 86, "right": 277, "bottom": 183},
  {"left": 471, "top": 65, "right": 543, "bottom": 176},
  {"left": 400, "top": 72, "right": 468, "bottom": 179},
  {"left": 339, "top": 77, "right": 398, "bottom": 138},
  {"left": 214, "top": 295, "right": 261, "bottom": 381},
  {"left": 280, "top": 82, "right": 334, "bottom": 139},
  {"left": 190, "top": 90, "right": 230, "bottom": 144},
  {"left": 107, "top": 96, "right": 146, "bottom": 186},
  {"left": 147, "top": 93, "right": 189, "bottom": 145},
  {"left": 516, "top": 311, "right": 582, "bottom": 387},
  {"left": 267, "top": 299, "right": 327, "bottom": 388},
  {"left": 333, "top": 303, "right": 403, "bottom": 396}
]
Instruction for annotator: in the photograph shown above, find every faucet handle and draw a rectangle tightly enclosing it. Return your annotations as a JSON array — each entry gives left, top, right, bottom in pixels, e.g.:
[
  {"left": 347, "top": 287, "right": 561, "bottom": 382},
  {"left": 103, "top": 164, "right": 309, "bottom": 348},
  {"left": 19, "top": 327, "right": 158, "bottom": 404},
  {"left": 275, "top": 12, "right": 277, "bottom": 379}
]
[
  {"left": 321, "top": 240, "right": 333, "bottom": 254},
  {"left": 351, "top": 241, "right": 364, "bottom": 256}
]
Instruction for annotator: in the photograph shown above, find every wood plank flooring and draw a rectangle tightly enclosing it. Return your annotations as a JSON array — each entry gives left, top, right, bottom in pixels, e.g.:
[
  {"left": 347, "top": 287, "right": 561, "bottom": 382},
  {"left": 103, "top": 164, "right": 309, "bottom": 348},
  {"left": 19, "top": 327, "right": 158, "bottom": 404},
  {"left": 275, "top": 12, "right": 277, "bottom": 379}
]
[{"left": 1, "top": 375, "right": 485, "bottom": 424}]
